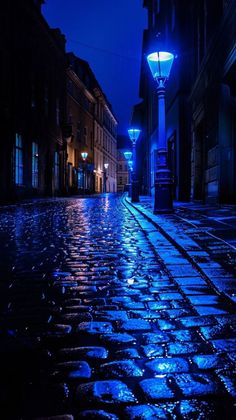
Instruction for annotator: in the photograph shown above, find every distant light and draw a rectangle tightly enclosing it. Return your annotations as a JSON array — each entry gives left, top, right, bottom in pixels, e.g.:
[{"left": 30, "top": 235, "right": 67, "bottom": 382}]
[
  {"left": 104, "top": 163, "right": 109, "bottom": 169},
  {"left": 124, "top": 151, "right": 132, "bottom": 161},
  {"left": 128, "top": 160, "right": 133, "bottom": 170},
  {"left": 81, "top": 152, "right": 88, "bottom": 161},
  {"left": 128, "top": 128, "right": 141, "bottom": 143},
  {"left": 147, "top": 51, "right": 174, "bottom": 80}
]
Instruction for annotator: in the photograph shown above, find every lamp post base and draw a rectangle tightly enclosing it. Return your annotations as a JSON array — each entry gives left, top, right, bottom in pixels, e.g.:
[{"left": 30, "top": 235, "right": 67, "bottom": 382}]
[
  {"left": 154, "top": 169, "right": 174, "bottom": 214},
  {"left": 131, "top": 180, "right": 139, "bottom": 203}
]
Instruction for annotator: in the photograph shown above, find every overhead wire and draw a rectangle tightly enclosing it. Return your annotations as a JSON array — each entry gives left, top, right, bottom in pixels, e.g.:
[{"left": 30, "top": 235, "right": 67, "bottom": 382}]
[{"left": 66, "top": 37, "right": 141, "bottom": 62}]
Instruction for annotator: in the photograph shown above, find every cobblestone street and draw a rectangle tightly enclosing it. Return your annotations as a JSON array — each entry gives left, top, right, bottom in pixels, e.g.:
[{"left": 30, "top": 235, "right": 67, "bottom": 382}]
[{"left": 0, "top": 194, "right": 236, "bottom": 419}]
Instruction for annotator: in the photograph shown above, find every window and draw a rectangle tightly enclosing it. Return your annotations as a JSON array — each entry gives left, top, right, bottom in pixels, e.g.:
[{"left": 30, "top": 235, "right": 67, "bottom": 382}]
[
  {"left": 119, "top": 164, "right": 122, "bottom": 171},
  {"left": 54, "top": 151, "right": 60, "bottom": 190},
  {"left": 32, "top": 142, "right": 39, "bottom": 188},
  {"left": 14, "top": 134, "right": 23, "bottom": 185},
  {"left": 119, "top": 176, "right": 122, "bottom": 184}
]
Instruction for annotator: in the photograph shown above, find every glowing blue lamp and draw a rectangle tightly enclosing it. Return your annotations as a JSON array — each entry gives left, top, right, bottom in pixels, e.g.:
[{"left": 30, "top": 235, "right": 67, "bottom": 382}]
[
  {"left": 147, "top": 51, "right": 174, "bottom": 80},
  {"left": 146, "top": 49, "right": 175, "bottom": 214},
  {"left": 81, "top": 152, "right": 88, "bottom": 161},
  {"left": 128, "top": 160, "right": 133, "bottom": 171},
  {"left": 128, "top": 128, "right": 141, "bottom": 143},
  {"left": 124, "top": 151, "right": 132, "bottom": 161}
]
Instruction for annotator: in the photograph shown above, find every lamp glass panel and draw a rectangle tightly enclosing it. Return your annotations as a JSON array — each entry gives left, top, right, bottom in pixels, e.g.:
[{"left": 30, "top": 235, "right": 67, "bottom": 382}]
[
  {"left": 147, "top": 51, "right": 174, "bottom": 79},
  {"left": 124, "top": 151, "right": 132, "bottom": 160},
  {"left": 128, "top": 128, "right": 141, "bottom": 142},
  {"left": 81, "top": 152, "right": 88, "bottom": 160}
]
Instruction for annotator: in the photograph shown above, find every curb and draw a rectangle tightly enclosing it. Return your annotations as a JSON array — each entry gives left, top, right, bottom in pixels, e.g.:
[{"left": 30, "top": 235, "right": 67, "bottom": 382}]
[{"left": 123, "top": 195, "right": 236, "bottom": 309}]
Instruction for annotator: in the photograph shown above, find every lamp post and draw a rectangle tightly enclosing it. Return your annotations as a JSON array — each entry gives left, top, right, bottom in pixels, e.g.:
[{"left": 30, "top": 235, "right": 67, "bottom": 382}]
[
  {"left": 128, "top": 128, "right": 141, "bottom": 203},
  {"left": 103, "top": 163, "right": 109, "bottom": 193},
  {"left": 81, "top": 152, "right": 88, "bottom": 194},
  {"left": 123, "top": 151, "right": 132, "bottom": 197},
  {"left": 147, "top": 51, "right": 174, "bottom": 213}
]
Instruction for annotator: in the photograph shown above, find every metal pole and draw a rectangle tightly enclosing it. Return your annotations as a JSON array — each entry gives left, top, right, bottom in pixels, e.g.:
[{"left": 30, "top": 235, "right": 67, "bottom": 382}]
[
  {"left": 128, "top": 168, "right": 131, "bottom": 197},
  {"left": 131, "top": 140, "right": 139, "bottom": 202},
  {"left": 154, "top": 80, "right": 173, "bottom": 213}
]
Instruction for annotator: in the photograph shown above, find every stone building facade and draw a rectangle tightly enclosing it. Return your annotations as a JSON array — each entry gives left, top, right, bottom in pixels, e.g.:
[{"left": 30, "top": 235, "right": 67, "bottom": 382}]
[
  {"left": 66, "top": 53, "right": 95, "bottom": 194},
  {"left": 138, "top": 0, "right": 236, "bottom": 204},
  {"left": 0, "top": 0, "right": 67, "bottom": 201},
  {"left": 66, "top": 54, "right": 118, "bottom": 195},
  {"left": 189, "top": 0, "right": 236, "bottom": 203},
  {"left": 0, "top": 1, "right": 118, "bottom": 201}
]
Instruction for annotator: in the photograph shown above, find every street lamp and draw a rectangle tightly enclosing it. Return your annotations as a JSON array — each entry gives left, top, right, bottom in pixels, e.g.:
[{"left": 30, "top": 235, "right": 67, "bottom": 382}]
[
  {"left": 128, "top": 160, "right": 133, "bottom": 171},
  {"left": 81, "top": 152, "right": 88, "bottom": 194},
  {"left": 103, "top": 163, "right": 109, "bottom": 193},
  {"left": 128, "top": 128, "right": 141, "bottom": 202},
  {"left": 123, "top": 151, "right": 132, "bottom": 197},
  {"left": 147, "top": 50, "right": 174, "bottom": 213}
]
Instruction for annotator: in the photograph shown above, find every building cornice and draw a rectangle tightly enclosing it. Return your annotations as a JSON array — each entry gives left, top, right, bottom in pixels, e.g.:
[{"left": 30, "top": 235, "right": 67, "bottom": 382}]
[{"left": 67, "top": 68, "right": 96, "bottom": 103}]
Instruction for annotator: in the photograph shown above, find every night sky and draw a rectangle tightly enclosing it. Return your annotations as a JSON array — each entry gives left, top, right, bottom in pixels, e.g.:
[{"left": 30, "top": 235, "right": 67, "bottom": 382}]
[{"left": 42, "top": 0, "right": 147, "bottom": 135}]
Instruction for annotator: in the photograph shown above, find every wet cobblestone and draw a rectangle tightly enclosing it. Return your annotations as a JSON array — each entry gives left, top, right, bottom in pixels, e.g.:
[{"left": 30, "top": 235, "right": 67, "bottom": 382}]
[{"left": 0, "top": 195, "right": 236, "bottom": 418}]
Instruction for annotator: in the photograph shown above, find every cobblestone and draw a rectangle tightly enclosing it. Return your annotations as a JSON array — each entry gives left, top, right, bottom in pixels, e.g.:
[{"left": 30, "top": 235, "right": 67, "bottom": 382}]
[
  {"left": 174, "top": 373, "right": 222, "bottom": 396},
  {"left": 100, "top": 360, "right": 143, "bottom": 377},
  {"left": 0, "top": 195, "right": 236, "bottom": 418},
  {"left": 139, "top": 377, "right": 175, "bottom": 399},
  {"left": 75, "top": 380, "right": 137, "bottom": 404},
  {"left": 146, "top": 357, "right": 190, "bottom": 374}
]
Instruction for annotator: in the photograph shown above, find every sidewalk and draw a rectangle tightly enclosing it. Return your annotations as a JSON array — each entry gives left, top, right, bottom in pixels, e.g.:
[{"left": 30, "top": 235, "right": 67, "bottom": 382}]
[{"left": 124, "top": 195, "right": 236, "bottom": 304}]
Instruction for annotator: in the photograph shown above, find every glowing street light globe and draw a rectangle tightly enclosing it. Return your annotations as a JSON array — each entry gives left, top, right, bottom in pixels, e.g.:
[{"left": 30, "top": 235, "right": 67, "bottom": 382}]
[
  {"left": 104, "top": 163, "right": 109, "bottom": 170},
  {"left": 124, "top": 151, "right": 132, "bottom": 161},
  {"left": 128, "top": 160, "right": 133, "bottom": 171},
  {"left": 81, "top": 152, "right": 88, "bottom": 161},
  {"left": 147, "top": 51, "right": 174, "bottom": 80},
  {"left": 128, "top": 128, "right": 141, "bottom": 143}
]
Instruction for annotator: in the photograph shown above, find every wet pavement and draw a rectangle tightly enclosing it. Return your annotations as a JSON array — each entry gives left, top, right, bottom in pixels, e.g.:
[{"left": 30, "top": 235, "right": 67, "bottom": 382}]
[{"left": 0, "top": 194, "right": 236, "bottom": 419}]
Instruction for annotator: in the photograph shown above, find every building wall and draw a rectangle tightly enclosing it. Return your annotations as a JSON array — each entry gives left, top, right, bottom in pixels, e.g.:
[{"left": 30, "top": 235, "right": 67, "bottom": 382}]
[
  {"left": 117, "top": 150, "right": 129, "bottom": 193},
  {"left": 93, "top": 89, "right": 118, "bottom": 193},
  {"left": 94, "top": 116, "right": 104, "bottom": 193},
  {"left": 66, "top": 55, "right": 95, "bottom": 194},
  {"left": 139, "top": 0, "right": 236, "bottom": 204},
  {"left": 0, "top": 0, "right": 66, "bottom": 201},
  {"left": 189, "top": 0, "right": 236, "bottom": 204},
  {"left": 139, "top": 0, "right": 192, "bottom": 200}
]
